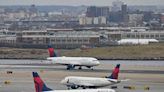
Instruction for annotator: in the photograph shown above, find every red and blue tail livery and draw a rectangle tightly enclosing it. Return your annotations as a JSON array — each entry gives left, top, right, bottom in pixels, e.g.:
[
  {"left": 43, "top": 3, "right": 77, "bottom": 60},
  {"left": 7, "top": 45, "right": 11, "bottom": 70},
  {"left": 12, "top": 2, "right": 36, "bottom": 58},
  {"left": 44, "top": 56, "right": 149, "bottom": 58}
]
[
  {"left": 48, "top": 45, "right": 57, "bottom": 57},
  {"left": 107, "top": 64, "right": 120, "bottom": 79},
  {"left": 33, "top": 72, "right": 52, "bottom": 92}
]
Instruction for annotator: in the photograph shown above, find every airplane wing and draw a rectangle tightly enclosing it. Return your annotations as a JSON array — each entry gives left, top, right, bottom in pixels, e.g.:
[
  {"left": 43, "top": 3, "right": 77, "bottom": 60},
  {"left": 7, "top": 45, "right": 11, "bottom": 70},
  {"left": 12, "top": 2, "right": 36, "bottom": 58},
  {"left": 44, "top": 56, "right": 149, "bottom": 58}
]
[
  {"left": 107, "top": 80, "right": 118, "bottom": 83},
  {"left": 56, "top": 62, "right": 81, "bottom": 66}
]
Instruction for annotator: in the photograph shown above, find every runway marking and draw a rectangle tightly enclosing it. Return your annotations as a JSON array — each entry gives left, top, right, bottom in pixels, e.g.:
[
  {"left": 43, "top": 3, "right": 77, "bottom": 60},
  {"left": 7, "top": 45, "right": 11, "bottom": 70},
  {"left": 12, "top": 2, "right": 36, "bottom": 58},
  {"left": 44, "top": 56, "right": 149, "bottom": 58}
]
[
  {"left": 0, "top": 80, "right": 61, "bottom": 83},
  {"left": 0, "top": 88, "right": 6, "bottom": 90},
  {"left": 7, "top": 65, "right": 14, "bottom": 68},
  {"left": 135, "top": 86, "right": 141, "bottom": 87}
]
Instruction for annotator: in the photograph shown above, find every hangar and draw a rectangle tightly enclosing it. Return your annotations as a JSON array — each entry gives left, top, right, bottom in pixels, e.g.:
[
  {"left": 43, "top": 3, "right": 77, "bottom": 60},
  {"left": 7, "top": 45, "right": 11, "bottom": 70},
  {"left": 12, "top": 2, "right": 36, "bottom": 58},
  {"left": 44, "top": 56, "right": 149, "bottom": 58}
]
[{"left": 117, "top": 39, "right": 159, "bottom": 45}]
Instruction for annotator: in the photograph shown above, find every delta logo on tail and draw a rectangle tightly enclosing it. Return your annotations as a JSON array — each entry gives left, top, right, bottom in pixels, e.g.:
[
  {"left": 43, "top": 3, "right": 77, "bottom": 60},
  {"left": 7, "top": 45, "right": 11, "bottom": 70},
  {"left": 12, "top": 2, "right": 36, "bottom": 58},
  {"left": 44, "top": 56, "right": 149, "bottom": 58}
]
[
  {"left": 48, "top": 45, "right": 57, "bottom": 57},
  {"left": 33, "top": 72, "right": 52, "bottom": 92},
  {"left": 107, "top": 64, "right": 120, "bottom": 79}
]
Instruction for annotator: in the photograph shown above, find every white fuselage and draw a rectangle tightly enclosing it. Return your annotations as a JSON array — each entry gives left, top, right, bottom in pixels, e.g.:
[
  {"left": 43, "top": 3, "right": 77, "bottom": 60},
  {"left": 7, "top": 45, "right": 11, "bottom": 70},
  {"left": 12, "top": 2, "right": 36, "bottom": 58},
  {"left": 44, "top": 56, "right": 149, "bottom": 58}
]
[
  {"left": 43, "top": 89, "right": 115, "bottom": 92},
  {"left": 46, "top": 57, "right": 100, "bottom": 66},
  {"left": 61, "top": 76, "right": 118, "bottom": 87}
]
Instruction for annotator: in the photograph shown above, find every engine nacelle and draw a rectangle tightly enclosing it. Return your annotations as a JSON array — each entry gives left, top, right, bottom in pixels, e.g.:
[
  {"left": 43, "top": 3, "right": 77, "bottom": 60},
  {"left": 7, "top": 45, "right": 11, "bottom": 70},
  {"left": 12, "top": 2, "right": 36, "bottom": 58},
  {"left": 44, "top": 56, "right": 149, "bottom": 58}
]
[
  {"left": 71, "top": 84, "right": 78, "bottom": 89},
  {"left": 86, "top": 66, "right": 91, "bottom": 68},
  {"left": 68, "top": 64, "right": 75, "bottom": 69},
  {"left": 88, "top": 86, "right": 97, "bottom": 88}
]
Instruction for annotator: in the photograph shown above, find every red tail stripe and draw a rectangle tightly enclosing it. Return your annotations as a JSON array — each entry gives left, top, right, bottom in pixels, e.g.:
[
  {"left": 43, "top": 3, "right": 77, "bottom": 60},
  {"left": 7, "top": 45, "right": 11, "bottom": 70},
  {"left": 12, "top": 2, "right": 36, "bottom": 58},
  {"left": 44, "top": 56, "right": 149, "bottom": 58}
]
[
  {"left": 34, "top": 77, "right": 44, "bottom": 92},
  {"left": 113, "top": 68, "right": 119, "bottom": 79},
  {"left": 48, "top": 48, "right": 54, "bottom": 57}
]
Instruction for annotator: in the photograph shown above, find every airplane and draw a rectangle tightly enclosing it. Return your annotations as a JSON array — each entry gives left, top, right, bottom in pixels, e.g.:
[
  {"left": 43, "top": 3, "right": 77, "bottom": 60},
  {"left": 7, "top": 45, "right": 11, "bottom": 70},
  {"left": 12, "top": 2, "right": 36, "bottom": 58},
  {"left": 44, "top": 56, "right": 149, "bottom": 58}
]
[
  {"left": 32, "top": 72, "right": 116, "bottom": 92},
  {"left": 46, "top": 45, "right": 100, "bottom": 70},
  {"left": 61, "top": 64, "right": 129, "bottom": 89}
]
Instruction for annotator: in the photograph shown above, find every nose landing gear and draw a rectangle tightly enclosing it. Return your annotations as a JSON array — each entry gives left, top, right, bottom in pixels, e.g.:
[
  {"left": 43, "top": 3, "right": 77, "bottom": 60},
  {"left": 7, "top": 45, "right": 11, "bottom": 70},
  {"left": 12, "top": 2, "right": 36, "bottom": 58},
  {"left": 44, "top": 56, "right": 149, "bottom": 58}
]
[{"left": 79, "top": 66, "right": 82, "bottom": 70}]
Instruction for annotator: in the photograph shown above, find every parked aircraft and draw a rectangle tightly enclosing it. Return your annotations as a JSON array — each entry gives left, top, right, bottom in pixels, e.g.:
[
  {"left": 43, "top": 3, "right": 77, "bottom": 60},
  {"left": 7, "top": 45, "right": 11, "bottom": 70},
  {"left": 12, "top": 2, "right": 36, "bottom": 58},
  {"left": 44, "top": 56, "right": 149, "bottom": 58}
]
[
  {"left": 61, "top": 64, "right": 129, "bottom": 89},
  {"left": 32, "top": 72, "right": 116, "bottom": 92},
  {"left": 46, "top": 45, "right": 100, "bottom": 70}
]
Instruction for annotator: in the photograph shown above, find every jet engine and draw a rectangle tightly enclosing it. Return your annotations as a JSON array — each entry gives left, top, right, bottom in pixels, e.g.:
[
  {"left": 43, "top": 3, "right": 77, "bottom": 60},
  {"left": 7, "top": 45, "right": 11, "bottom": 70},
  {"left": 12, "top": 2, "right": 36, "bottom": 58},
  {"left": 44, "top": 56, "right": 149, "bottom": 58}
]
[
  {"left": 67, "top": 64, "right": 75, "bottom": 69},
  {"left": 71, "top": 84, "right": 78, "bottom": 89}
]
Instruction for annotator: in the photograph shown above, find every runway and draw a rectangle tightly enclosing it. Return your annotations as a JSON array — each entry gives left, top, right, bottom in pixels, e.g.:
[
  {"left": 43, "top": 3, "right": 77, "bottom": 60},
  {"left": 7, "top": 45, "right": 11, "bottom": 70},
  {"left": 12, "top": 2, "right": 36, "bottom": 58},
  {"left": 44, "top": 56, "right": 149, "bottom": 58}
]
[
  {"left": 0, "top": 60, "right": 164, "bottom": 92},
  {"left": 0, "top": 65, "right": 164, "bottom": 74},
  {"left": 1, "top": 59, "right": 164, "bottom": 66},
  {"left": 0, "top": 76, "right": 164, "bottom": 92}
]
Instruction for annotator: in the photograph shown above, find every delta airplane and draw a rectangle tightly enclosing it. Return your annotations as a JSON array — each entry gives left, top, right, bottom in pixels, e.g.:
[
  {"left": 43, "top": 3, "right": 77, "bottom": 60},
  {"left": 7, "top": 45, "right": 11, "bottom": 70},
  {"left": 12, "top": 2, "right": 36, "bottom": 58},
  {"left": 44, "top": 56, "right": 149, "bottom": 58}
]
[
  {"left": 32, "top": 72, "right": 116, "bottom": 92},
  {"left": 61, "top": 64, "right": 129, "bottom": 89},
  {"left": 46, "top": 45, "right": 100, "bottom": 70}
]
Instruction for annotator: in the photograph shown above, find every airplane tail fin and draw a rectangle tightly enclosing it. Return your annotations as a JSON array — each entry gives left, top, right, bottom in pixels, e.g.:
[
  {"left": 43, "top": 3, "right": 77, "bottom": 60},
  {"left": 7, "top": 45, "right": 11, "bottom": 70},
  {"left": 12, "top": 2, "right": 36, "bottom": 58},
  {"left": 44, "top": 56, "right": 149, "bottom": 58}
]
[
  {"left": 48, "top": 45, "right": 57, "bottom": 57},
  {"left": 33, "top": 72, "right": 52, "bottom": 92},
  {"left": 107, "top": 64, "right": 120, "bottom": 79}
]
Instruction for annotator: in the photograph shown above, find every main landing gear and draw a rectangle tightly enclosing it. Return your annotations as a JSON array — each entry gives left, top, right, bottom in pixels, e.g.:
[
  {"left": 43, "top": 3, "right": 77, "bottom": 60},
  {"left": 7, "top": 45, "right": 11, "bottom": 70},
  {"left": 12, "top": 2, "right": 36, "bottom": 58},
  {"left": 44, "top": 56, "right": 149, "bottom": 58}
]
[
  {"left": 67, "top": 86, "right": 70, "bottom": 90},
  {"left": 83, "top": 87, "right": 86, "bottom": 89},
  {"left": 79, "top": 66, "right": 82, "bottom": 70},
  {"left": 91, "top": 67, "right": 93, "bottom": 70}
]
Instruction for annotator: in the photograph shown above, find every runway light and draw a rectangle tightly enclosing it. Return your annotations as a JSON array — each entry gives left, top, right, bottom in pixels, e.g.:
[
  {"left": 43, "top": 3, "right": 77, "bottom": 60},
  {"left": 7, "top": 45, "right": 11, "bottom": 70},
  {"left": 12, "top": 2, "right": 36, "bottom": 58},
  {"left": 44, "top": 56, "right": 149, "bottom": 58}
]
[
  {"left": 111, "top": 86, "right": 117, "bottom": 89},
  {"left": 129, "top": 87, "right": 135, "bottom": 90},
  {"left": 124, "top": 86, "right": 130, "bottom": 89},
  {"left": 40, "top": 70, "right": 43, "bottom": 72},
  {"left": 5, "top": 81, "right": 10, "bottom": 84},
  {"left": 7, "top": 71, "right": 12, "bottom": 74},
  {"left": 144, "top": 87, "right": 150, "bottom": 90},
  {"left": 102, "top": 76, "right": 107, "bottom": 78}
]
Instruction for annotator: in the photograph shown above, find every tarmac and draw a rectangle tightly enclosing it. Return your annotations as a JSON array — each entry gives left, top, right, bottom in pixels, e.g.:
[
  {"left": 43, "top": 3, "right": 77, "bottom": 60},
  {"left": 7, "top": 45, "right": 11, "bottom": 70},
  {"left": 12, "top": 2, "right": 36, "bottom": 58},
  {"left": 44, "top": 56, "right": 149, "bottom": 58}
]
[{"left": 0, "top": 64, "right": 164, "bottom": 92}]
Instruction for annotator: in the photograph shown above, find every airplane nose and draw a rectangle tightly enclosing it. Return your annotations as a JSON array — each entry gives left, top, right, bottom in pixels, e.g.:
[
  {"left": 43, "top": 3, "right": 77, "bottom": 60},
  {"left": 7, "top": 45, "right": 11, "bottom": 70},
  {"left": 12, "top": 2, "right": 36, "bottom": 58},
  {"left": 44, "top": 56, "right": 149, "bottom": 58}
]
[
  {"left": 96, "top": 61, "right": 100, "bottom": 65},
  {"left": 112, "top": 89, "right": 116, "bottom": 92},
  {"left": 61, "top": 80, "right": 64, "bottom": 84}
]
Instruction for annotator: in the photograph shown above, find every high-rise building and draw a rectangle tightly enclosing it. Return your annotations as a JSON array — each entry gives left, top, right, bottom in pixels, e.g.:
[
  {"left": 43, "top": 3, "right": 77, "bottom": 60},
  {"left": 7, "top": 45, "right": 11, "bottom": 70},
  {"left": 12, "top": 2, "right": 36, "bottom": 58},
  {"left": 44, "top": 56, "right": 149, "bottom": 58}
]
[
  {"left": 162, "top": 14, "right": 164, "bottom": 23},
  {"left": 108, "top": 12, "right": 124, "bottom": 22},
  {"left": 96, "top": 7, "right": 109, "bottom": 17},
  {"left": 121, "top": 5, "right": 127, "bottom": 15},
  {"left": 129, "top": 14, "right": 144, "bottom": 23},
  {"left": 77, "top": 5, "right": 87, "bottom": 12},
  {"left": 0, "top": 17, "right": 4, "bottom": 24},
  {"left": 79, "top": 17, "right": 86, "bottom": 25},
  {"left": 112, "top": 0, "right": 124, "bottom": 10},
  {"left": 9, "top": 11, "right": 25, "bottom": 19},
  {"left": 5, "top": 7, "right": 13, "bottom": 13},
  {"left": 86, "top": 6, "right": 109, "bottom": 17},
  {"left": 86, "top": 6, "right": 96, "bottom": 17},
  {"left": 124, "top": 14, "right": 129, "bottom": 22},
  {"left": 0, "top": 7, "right": 5, "bottom": 13},
  {"left": 29, "top": 5, "right": 37, "bottom": 13},
  {"left": 16, "top": 7, "right": 27, "bottom": 13}
]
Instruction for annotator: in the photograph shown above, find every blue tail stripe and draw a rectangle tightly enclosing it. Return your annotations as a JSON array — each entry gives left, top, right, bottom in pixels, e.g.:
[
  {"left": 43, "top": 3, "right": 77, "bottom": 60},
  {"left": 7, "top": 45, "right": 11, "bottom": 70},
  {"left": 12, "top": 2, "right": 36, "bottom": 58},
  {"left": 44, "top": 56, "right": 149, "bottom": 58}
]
[
  {"left": 116, "top": 64, "right": 120, "bottom": 68},
  {"left": 34, "top": 81, "right": 40, "bottom": 92},
  {"left": 33, "top": 72, "right": 40, "bottom": 77},
  {"left": 42, "top": 84, "right": 52, "bottom": 91},
  {"left": 48, "top": 45, "right": 52, "bottom": 48},
  {"left": 53, "top": 53, "right": 57, "bottom": 57}
]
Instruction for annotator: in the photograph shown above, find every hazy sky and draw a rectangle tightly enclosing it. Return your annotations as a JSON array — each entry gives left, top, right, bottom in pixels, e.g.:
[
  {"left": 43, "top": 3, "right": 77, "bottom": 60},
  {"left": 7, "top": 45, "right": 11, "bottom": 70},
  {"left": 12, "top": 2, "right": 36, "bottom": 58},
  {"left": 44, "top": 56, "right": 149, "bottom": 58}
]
[{"left": 0, "top": 0, "right": 162, "bottom": 6}]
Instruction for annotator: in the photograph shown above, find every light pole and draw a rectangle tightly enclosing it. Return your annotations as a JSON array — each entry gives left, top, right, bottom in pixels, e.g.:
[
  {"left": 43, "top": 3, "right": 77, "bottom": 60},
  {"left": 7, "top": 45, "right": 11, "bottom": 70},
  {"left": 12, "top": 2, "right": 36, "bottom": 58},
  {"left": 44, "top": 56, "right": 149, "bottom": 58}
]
[{"left": 138, "top": 31, "right": 139, "bottom": 44}]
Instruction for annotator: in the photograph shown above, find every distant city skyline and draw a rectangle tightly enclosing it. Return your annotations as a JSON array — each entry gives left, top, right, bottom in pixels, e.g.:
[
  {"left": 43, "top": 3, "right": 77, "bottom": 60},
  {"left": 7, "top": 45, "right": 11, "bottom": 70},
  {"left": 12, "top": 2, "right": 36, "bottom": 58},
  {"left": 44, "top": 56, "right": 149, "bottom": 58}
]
[{"left": 0, "top": 0, "right": 163, "bottom": 6}]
